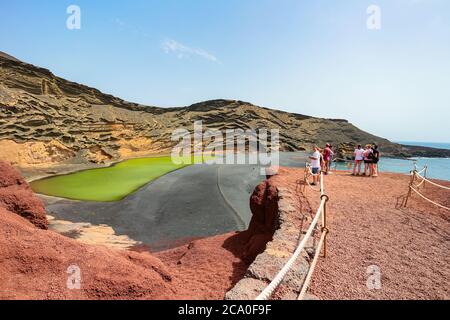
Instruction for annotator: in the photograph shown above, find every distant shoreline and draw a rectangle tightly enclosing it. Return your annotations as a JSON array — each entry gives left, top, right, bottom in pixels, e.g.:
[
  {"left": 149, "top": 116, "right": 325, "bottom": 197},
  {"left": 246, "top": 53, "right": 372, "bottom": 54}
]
[
  {"left": 398, "top": 141, "right": 450, "bottom": 150},
  {"left": 400, "top": 144, "right": 450, "bottom": 158}
]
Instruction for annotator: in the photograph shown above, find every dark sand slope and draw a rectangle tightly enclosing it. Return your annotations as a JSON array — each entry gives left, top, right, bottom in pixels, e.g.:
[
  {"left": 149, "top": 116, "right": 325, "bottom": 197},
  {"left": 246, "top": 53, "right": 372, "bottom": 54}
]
[
  {"left": 42, "top": 164, "right": 264, "bottom": 251},
  {"left": 41, "top": 152, "right": 309, "bottom": 251}
]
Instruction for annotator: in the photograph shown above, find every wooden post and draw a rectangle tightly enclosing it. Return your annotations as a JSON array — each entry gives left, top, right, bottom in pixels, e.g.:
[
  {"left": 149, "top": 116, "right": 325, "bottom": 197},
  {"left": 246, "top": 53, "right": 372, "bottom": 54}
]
[
  {"left": 320, "top": 172, "right": 324, "bottom": 196},
  {"left": 322, "top": 202, "right": 327, "bottom": 258},
  {"left": 303, "top": 167, "right": 308, "bottom": 192},
  {"left": 423, "top": 166, "right": 428, "bottom": 191},
  {"left": 321, "top": 194, "right": 329, "bottom": 258},
  {"left": 404, "top": 170, "right": 416, "bottom": 207}
]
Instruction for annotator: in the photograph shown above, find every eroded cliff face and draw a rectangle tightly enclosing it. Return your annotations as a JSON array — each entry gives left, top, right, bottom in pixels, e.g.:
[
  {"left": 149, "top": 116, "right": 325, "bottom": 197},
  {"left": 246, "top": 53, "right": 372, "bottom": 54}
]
[
  {"left": 0, "top": 52, "right": 415, "bottom": 168},
  {"left": 0, "top": 56, "right": 176, "bottom": 167}
]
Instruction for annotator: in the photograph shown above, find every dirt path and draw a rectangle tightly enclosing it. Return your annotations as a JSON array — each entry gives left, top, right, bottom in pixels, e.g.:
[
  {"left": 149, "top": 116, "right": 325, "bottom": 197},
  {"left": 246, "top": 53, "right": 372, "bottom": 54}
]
[{"left": 304, "top": 171, "right": 450, "bottom": 300}]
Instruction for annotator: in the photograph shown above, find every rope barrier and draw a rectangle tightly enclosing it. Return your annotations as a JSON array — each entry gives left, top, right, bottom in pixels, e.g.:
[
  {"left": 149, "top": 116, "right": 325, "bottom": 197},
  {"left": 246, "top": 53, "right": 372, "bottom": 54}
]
[
  {"left": 403, "top": 165, "right": 449, "bottom": 211},
  {"left": 415, "top": 171, "right": 450, "bottom": 190},
  {"left": 409, "top": 186, "right": 450, "bottom": 211},
  {"left": 416, "top": 166, "right": 428, "bottom": 176},
  {"left": 412, "top": 166, "right": 427, "bottom": 189},
  {"left": 255, "top": 197, "right": 327, "bottom": 300},
  {"left": 303, "top": 163, "right": 321, "bottom": 192},
  {"left": 414, "top": 177, "right": 426, "bottom": 189},
  {"left": 306, "top": 163, "right": 320, "bottom": 177},
  {"left": 305, "top": 177, "right": 321, "bottom": 192},
  {"left": 256, "top": 168, "right": 329, "bottom": 300},
  {"left": 297, "top": 227, "right": 328, "bottom": 300}
]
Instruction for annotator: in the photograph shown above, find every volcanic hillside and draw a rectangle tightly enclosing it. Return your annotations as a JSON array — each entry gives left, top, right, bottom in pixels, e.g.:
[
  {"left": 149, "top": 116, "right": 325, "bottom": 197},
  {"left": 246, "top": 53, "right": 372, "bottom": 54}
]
[{"left": 0, "top": 51, "right": 441, "bottom": 168}]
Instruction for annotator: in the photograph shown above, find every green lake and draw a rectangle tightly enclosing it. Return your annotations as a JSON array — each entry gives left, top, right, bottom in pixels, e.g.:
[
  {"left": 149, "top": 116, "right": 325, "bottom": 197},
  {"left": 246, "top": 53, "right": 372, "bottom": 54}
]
[{"left": 30, "top": 156, "right": 193, "bottom": 202}]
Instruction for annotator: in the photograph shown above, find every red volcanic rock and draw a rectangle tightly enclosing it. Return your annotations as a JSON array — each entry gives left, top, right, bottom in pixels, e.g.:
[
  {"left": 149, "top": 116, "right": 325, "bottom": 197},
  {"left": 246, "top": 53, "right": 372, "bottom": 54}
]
[
  {"left": 0, "top": 161, "right": 48, "bottom": 229},
  {"left": 0, "top": 161, "right": 27, "bottom": 188},
  {"left": 0, "top": 206, "right": 177, "bottom": 300},
  {"left": 239, "top": 178, "right": 279, "bottom": 264}
]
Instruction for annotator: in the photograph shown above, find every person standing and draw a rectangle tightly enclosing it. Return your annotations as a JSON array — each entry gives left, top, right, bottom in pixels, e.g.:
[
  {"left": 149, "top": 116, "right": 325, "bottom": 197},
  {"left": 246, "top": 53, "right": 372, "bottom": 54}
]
[
  {"left": 371, "top": 145, "right": 380, "bottom": 177},
  {"left": 323, "top": 143, "right": 333, "bottom": 175},
  {"left": 309, "top": 145, "right": 322, "bottom": 186},
  {"left": 353, "top": 144, "right": 364, "bottom": 176},
  {"left": 328, "top": 144, "right": 335, "bottom": 173},
  {"left": 363, "top": 145, "right": 373, "bottom": 176}
]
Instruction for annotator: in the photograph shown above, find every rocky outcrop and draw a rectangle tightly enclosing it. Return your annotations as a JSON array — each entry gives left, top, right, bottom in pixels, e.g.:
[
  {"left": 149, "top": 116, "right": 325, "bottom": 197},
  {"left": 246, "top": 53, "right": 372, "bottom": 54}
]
[
  {"left": 0, "top": 52, "right": 429, "bottom": 168},
  {"left": 0, "top": 205, "right": 178, "bottom": 299},
  {"left": 226, "top": 168, "right": 316, "bottom": 300},
  {"left": 236, "top": 179, "right": 280, "bottom": 264},
  {"left": 0, "top": 161, "right": 48, "bottom": 229}
]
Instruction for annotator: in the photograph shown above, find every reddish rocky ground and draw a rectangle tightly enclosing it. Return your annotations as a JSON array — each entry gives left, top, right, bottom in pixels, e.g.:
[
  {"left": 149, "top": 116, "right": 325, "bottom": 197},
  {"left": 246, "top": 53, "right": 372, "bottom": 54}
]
[
  {"left": 0, "top": 161, "right": 275, "bottom": 300},
  {"left": 1, "top": 160, "right": 448, "bottom": 300},
  {"left": 305, "top": 170, "right": 450, "bottom": 300}
]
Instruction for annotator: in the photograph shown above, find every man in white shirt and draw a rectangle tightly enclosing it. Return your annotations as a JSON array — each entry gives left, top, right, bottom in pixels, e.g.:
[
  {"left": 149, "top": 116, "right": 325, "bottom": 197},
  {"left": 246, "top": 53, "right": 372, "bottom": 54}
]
[
  {"left": 353, "top": 145, "right": 364, "bottom": 175},
  {"left": 309, "top": 146, "right": 321, "bottom": 185}
]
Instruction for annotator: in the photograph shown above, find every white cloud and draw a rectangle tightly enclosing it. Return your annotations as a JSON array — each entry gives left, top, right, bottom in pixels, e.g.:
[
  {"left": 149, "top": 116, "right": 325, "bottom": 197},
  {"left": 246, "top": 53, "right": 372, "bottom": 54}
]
[{"left": 162, "top": 38, "right": 219, "bottom": 63}]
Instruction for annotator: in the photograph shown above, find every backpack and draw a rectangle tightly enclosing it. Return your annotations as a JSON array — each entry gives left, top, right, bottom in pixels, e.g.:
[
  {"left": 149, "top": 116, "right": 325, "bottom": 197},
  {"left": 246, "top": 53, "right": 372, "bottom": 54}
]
[
  {"left": 372, "top": 150, "right": 379, "bottom": 161},
  {"left": 368, "top": 150, "right": 375, "bottom": 160}
]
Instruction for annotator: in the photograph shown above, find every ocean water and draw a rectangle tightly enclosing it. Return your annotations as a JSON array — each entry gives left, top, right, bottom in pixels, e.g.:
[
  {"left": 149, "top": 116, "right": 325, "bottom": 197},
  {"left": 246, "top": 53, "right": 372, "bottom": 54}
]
[{"left": 335, "top": 141, "right": 450, "bottom": 181}]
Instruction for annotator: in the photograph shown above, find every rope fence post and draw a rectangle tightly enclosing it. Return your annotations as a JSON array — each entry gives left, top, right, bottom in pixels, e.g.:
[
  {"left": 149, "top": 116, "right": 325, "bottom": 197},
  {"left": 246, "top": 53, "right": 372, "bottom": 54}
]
[
  {"left": 320, "top": 194, "right": 329, "bottom": 258},
  {"left": 403, "top": 169, "right": 416, "bottom": 207},
  {"left": 320, "top": 171, "right": 324, "bottom": 196},
  {"left": 303, "top": 162, "right": 309, "bottom": 193},
  {"left": 403, "top": 164, "right": 449, "bottom": 211},
  {"left": 423, "top": 165, "right": 428, "bottom": 191}
]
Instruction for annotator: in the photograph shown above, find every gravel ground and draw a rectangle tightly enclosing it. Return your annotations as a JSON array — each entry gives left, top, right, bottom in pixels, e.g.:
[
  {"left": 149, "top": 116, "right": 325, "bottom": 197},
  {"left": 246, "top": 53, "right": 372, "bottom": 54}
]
[{"left": 304, "top": 170, "right": 450, "bottom": 300}]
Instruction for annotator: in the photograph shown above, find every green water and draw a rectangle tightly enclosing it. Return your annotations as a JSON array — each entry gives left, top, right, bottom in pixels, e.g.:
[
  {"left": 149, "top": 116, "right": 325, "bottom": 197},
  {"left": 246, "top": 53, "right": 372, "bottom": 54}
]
[{"left": 30, "top": 156, "right": 191, "bottom": 202}]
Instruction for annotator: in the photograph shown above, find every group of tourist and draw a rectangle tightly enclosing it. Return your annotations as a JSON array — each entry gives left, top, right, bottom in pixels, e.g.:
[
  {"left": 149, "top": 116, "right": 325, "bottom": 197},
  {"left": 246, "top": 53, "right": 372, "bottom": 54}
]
[
  {"left": 308, "top": 143, "right": 334, "bottom": 186},
  {"left": 308, "top": 143, "right": 381, "bottom": 185},
  {"left": 352, "top": 144, "right": 380, "bottom": 177}
]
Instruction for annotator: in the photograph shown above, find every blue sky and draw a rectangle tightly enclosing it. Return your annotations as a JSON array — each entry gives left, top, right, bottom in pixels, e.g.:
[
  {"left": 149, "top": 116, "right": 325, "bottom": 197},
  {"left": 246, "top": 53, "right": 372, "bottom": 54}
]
[{"left": 1, "top": 0, "right": 449, "bottom": 142}]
